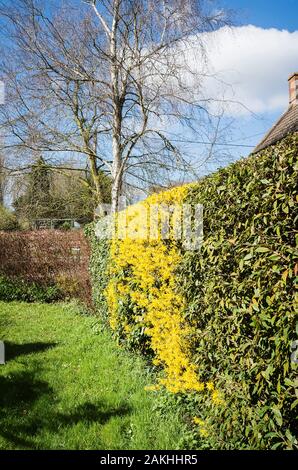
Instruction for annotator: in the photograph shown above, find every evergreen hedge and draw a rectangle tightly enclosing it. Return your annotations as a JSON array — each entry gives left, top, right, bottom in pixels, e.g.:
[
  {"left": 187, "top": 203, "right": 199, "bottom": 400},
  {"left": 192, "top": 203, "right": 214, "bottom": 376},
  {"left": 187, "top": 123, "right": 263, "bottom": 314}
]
[
  {"left": 178, "top": 133, "right": 298, "bottom": 449},
  {"left": 85, "top": 223, "right": 110, "bottom": 320}
]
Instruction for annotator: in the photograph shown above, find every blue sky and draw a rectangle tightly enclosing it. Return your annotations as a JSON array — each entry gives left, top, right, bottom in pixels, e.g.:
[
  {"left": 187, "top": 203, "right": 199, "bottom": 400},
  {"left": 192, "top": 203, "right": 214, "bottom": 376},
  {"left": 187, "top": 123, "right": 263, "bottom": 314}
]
[
  {"left": 150, "top": 1, "right": 298, "bottom": 180},
  {"left": 184, "top": 0, "right": 298, "bottom": 176},
  {"left": 226, "top": 0, "right": 298, "bottom": 31}
]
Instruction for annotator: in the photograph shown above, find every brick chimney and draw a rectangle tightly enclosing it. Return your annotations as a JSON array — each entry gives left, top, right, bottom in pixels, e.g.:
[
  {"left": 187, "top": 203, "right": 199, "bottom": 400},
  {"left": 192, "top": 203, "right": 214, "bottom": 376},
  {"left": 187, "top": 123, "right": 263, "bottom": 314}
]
[{"left": 288, "top": 73, "right": 298, "bottom": 107}]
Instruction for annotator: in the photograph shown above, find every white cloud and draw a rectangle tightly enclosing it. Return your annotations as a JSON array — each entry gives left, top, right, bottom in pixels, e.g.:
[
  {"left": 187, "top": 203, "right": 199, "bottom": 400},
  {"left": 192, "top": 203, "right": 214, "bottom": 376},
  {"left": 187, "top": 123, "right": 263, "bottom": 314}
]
[{"left": 194, "top": 25, "right": 298, "bottom": 116}]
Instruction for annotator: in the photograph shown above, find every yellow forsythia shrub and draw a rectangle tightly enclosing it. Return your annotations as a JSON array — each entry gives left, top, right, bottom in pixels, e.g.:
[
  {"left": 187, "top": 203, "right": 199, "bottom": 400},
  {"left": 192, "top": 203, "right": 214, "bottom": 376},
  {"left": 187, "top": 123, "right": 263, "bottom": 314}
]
[{"left": 105, "top": 185, "right": 205, "bottom": 393}]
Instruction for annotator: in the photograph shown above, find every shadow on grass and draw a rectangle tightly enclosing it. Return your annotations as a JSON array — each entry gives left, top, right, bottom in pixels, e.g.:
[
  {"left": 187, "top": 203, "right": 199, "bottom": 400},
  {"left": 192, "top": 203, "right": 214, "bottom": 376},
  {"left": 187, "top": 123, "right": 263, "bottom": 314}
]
[
  {"left": 5, "top": 341, "right": 57, "bottom": 361},
  {"left": 0, "top": 370, "right": 51, "bottom": 408},
  {"left": 0, "top": 369, "right": 131, "bottom": 449}
]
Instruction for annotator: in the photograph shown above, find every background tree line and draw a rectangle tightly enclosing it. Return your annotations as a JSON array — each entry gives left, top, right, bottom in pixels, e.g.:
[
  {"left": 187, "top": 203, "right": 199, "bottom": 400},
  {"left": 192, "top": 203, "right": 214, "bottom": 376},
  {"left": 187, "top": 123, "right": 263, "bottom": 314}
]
[{"left": 0, "top": 156, "right": 111, "bottom": 230}]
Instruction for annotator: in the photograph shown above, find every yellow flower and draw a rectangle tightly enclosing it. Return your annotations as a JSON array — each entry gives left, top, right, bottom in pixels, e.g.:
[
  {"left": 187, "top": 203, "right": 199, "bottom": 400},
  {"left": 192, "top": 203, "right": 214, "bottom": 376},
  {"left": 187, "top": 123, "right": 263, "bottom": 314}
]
[
  {"left": 104, "top": 184, "right": 218, "bottom": 397},
  {"left": 193, "top": 417, "right": 209, "bottom": 437},
  {"left": 193, "top": 417, "right": 204, "bottom": 426},
  {"left": 211, "top": 390, "right": 225, "bottom": 405},
  {"left": 199, "top": 427, "right": 209, "bottom": 438},
  {"left": 206, "top": 382, "right": 214, "bottom": 391}
]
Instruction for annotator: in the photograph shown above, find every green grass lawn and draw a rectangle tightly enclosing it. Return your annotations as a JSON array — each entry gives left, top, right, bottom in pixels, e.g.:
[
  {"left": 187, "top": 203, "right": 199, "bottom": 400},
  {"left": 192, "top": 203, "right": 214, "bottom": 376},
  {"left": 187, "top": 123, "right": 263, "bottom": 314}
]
[{"left": 0, "top": 301, "right": 184, "bottom": 450}]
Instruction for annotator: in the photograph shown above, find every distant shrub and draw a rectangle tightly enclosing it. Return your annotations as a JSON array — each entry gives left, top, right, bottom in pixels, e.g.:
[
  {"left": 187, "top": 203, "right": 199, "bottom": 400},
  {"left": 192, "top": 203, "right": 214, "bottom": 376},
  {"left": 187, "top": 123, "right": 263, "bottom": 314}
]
[
  {"left": 60, "top": 221, "right": 72, "bottom": 231},
  {"left": 0, "top": 276, "right": 62, "bottom": 302},
  {"left": 55, "top": 273, "right": 81, "bottom": 299},
  {"left": 0, "top": 205, "right": 19, "bottom": 231},
  {"left": 0, "top": 229, "right": 91, "bottom": 304}
]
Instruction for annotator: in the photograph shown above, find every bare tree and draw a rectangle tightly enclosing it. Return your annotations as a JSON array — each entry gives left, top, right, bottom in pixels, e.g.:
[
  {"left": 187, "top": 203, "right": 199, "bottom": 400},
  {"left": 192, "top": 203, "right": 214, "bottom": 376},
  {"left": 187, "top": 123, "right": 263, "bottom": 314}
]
[
  {"left": 0, "top": 0, "right": 227, "bottom": 212},
  {"left": 0, "top": 152, "right": 6, "bottom": 205},
  {"left": 0, "top": 2, "right": 111, "bottom": 206}
]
